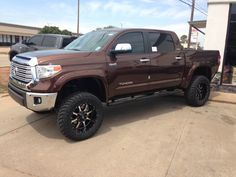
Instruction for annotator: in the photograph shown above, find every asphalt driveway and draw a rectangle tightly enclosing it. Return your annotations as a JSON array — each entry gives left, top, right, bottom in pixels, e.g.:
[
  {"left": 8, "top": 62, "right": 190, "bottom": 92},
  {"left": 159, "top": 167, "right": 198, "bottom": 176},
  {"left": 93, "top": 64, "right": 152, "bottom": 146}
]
[{"left": 0, "top": 94, "right": 235, "bottom": 177}]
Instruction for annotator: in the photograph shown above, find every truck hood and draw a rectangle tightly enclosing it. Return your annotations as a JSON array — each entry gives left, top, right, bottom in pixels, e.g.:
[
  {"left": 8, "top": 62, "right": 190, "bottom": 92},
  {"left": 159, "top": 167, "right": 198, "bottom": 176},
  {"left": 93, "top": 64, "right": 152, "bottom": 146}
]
[{"left": 17, "top": 49, "right": 92, "bottom": 65}]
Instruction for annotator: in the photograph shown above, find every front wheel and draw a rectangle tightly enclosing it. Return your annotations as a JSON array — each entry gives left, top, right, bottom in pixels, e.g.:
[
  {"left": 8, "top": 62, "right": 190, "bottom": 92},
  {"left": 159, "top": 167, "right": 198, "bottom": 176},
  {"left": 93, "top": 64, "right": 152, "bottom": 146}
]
[
  {"left": 185, "top": 75, "right": 210, "bottom": 107},
  {"left": 57, "top": 92, "right": 103, "bottom": 141}
]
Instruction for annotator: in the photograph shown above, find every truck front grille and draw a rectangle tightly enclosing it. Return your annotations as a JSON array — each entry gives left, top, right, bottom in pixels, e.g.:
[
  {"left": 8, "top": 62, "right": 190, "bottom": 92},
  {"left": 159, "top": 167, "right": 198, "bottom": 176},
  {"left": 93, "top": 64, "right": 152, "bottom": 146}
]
[{"left": 10, "top": 61, "right": 32, "bottom": 84}]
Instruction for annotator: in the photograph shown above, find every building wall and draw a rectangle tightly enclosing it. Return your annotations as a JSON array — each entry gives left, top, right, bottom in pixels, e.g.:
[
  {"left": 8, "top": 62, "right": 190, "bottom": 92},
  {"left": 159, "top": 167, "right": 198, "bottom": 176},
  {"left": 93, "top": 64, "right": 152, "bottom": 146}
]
[
  {"left": 0, "top": 23, "right": 41, "bottom": 46},
  {"left": 208, "top": 0, "right": 236, "bottom": 4},
  {"left": 205, "top": 0, "right": 236, "bottom": 72},
  {"left": 205, "top": 2, "right": 230, "bottom": 72}
]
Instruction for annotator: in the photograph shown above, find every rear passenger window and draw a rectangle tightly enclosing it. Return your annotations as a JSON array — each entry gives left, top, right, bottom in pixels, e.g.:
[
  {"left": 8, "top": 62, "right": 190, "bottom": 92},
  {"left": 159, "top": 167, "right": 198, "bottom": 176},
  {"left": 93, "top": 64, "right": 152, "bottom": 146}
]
[
  {"left": 28, "top": 35, "right": 43, "bottom": 46},
  {"left": 42, "top": 36, "right": 57, "bottom": 47},
  {"left": 148, "top": 32, "right": 175, "bottom": 53},
  {"left": 115, "top": 32, "right": 144, "bottom": 53}
]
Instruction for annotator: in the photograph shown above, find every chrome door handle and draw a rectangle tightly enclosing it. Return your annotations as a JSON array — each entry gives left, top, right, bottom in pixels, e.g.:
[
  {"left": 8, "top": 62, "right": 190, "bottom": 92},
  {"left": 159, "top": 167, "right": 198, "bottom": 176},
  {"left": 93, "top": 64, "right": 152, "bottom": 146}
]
[
  {"left": 140, "top": 58, "right": 150, "bottom": 63},
  {"left": 175, "top": 56, "right": 183, "bottom": 60}
]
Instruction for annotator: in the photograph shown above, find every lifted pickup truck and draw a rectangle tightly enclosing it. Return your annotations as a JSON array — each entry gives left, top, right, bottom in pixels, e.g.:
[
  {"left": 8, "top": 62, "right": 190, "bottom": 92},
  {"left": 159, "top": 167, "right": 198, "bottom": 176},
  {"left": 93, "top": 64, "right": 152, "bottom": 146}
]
[{"left": 8, "top": 28, "right": 220, "bottom": 141}]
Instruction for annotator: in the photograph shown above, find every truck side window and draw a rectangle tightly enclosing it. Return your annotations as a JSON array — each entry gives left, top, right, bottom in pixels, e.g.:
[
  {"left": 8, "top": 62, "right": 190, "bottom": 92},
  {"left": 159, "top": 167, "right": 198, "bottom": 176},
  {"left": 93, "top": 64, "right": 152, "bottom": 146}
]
[
  {"left": 28, "top": 35, "right": 43, "bottom": 46},
  {"left": 62, "top": 37, "right": 76, "bottom": 48},
  {"left": 115, "top": 32, "right": 144, "bottom": 53},
  {"left": 148, "top": 32, "right": 175, "bottom": 53},
  {"left": 42, "top": 36, "right": 57, "bottom": 47}
]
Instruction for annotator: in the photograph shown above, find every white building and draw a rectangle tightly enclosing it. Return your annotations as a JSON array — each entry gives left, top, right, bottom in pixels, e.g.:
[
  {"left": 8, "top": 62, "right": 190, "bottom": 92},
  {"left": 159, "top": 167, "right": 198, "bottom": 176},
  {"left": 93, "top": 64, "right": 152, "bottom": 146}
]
[{"left": 205, "top": 0, "right": 236, "bottom": 84}]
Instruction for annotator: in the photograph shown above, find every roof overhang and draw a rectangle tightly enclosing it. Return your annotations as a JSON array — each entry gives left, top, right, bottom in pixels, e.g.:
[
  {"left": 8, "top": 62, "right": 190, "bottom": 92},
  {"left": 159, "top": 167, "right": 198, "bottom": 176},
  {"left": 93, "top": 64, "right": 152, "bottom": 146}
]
[{"left": 188, "top": 20, "right": 207, "bottom": 29}]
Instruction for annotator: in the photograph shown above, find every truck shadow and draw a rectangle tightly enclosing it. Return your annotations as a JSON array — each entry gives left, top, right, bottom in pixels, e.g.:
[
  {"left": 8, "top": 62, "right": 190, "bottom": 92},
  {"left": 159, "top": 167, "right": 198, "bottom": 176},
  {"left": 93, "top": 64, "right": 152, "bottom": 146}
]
[{"left": 26, "top": 93, "right": 186, "bottom": 142}]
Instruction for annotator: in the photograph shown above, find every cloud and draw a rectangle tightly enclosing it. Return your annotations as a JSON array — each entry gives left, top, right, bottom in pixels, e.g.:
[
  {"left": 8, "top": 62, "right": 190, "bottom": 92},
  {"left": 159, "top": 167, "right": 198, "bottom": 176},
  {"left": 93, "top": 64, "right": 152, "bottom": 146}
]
[
  {"left": 140, "top": 0, "right": 155, "bottom": 3},
  {"left": 86, "top": 1, "right": 102, "bottom": 11},
  {"left": 104, "top": 1, "right": 136, "bottom": 15},
  {"left": 140, "top": 8, "right": 159, "bottom": 17}
]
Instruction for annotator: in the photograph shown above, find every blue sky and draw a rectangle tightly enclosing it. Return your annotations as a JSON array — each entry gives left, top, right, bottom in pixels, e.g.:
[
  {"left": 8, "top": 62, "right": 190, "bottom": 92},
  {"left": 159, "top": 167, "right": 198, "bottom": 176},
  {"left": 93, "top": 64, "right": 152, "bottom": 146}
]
[{"left": 0, "top": 0, "right": 207, "bottom": 36}]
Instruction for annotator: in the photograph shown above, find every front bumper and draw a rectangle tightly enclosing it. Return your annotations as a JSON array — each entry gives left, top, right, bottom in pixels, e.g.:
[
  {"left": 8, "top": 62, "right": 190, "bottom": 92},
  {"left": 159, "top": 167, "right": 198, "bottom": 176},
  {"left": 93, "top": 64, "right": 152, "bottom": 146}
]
[{"left": 8, "top": 83, "right": 57, "bottom": 112}]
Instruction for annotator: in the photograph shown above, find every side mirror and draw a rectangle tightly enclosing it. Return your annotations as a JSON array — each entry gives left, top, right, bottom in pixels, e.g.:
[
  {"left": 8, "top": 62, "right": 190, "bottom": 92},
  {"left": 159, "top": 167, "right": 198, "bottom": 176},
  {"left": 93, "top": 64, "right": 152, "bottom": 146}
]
[{"left": 110, "top": 43, "right": 132, "bottom": 56}]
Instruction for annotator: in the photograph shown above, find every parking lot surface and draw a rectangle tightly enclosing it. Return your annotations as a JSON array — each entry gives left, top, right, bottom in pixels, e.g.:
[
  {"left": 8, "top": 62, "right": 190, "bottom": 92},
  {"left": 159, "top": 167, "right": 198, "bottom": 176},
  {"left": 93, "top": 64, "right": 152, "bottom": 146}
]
[
  {"left": 0, "top": 94, "right": 235, "bottom": 177},
  {"left": 0, "top": 54, "right": 10, "bottom": 67}
]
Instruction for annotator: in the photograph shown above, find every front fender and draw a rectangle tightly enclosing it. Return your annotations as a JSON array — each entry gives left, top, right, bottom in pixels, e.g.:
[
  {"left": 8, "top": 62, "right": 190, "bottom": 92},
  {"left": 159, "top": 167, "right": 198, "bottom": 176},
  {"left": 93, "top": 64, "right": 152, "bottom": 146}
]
[{"left": 54, "top": 70, "right": 108, "bottom": 92}]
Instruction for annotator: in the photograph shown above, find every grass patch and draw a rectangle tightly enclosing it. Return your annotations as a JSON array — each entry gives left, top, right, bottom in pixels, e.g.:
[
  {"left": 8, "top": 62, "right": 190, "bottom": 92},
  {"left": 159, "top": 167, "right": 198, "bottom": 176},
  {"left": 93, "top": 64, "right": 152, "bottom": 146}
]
[{"left": 0, "top": 83, "right": 7, "bottom": 94}]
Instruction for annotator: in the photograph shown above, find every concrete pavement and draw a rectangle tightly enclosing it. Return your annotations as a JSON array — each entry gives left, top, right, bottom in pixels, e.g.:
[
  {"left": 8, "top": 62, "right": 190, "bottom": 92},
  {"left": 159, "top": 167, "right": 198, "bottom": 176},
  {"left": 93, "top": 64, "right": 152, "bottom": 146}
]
[
  {"left": 0, "top": 94, "right": 235, "bottom": 177},
  {"left": 0, "top": 54, "right": 10, "bottom": 67}
]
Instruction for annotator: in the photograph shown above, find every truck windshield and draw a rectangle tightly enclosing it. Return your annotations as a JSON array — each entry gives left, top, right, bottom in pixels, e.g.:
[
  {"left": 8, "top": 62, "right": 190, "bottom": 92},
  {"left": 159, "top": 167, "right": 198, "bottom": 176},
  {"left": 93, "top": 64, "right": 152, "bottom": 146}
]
[{"left": 65, "top": 31, "right": 117, "bottom": 52}]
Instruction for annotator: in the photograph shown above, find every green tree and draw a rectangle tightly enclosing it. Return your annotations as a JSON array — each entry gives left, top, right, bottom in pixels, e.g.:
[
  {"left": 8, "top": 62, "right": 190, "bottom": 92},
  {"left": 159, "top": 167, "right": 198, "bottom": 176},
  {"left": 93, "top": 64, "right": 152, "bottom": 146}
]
[
  {"left": 180, "top": 35, "right": 188, "bottom": 43},
  {"left": 61, "top": 29, "right": 72, "bottom": 35},
  {"left": 39, "top": 26, "right": 72, "bottom": 35}
]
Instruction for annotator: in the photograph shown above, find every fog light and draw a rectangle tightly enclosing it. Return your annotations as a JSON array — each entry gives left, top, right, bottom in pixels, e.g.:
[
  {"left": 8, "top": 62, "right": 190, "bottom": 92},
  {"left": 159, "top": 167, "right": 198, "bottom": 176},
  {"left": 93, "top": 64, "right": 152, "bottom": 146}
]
[{"left": 34, "top": 97, "right": 42, "bottom": 105}]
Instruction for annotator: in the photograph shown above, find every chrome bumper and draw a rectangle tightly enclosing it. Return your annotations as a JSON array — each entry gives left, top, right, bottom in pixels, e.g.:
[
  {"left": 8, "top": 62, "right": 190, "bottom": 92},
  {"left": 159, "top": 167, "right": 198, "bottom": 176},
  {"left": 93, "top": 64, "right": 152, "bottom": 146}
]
[{"left": 8, "top": 83, "right": 57, "bottom": 112}]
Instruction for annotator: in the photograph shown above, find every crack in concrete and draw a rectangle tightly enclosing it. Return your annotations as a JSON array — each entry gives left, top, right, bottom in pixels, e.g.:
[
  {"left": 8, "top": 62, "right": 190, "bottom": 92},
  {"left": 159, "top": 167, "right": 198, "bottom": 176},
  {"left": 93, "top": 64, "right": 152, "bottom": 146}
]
[
  {"left": 1, "top": 164, "right": 40, "bottom": 177},
  {"left": 0, "top": 115, "right": 51, "bottom": 138},
  {"left": 165, "top": 116, "right": 189, "bottom": 177}
]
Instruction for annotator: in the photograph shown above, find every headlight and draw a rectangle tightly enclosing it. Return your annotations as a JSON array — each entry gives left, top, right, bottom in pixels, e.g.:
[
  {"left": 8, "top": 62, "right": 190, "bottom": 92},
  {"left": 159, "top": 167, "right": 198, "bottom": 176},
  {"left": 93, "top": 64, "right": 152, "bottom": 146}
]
[{"left": 36, "top": 65, "right": 62, "bottom": 79}]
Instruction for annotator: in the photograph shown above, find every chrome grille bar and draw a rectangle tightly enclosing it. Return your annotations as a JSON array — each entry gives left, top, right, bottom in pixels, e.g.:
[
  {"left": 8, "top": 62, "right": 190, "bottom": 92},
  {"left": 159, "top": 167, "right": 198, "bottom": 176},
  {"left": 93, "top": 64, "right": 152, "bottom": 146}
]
[{"left": 10, "top": 61, "right": 33, "bottom": 84}]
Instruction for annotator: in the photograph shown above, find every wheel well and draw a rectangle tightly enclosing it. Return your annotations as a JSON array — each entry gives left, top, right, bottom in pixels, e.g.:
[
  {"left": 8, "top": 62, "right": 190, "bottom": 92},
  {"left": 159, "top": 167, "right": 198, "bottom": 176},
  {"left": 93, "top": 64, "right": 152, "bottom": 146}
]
[
  {"left": 56, "top": 77, "right": 106, "bottom": 106},
  {"left": 192, "top": 67, "right": 211, "bottom": 81}
]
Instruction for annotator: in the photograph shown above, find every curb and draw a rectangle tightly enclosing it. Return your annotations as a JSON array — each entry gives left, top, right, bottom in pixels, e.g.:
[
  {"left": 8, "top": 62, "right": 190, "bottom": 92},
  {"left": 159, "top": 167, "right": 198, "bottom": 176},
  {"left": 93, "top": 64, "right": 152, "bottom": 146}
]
[
  {"left": 0, "top": 93, "right": 9, "bottom": 98},
  {"left": 209, "top": 91, "right": 236, "bottom": 105}
]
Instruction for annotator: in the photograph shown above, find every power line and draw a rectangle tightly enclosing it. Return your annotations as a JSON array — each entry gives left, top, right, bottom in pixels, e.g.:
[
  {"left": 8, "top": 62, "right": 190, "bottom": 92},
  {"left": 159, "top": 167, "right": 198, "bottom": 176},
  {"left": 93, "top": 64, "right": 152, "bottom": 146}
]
[
  {"left": 195, "top": 0, "right": 208, "bottom": 13},
  {"left": 177, "top": 0, "right": 207, "bottom": 16},
  {"left": 185, "top": 0, "right": 207, "bottom": 12}
]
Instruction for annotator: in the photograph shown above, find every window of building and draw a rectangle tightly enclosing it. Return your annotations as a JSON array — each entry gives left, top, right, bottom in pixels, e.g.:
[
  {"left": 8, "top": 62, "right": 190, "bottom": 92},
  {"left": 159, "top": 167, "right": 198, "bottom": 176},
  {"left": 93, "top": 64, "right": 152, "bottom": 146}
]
[
  {"left": 6, "top": 35, "right": 10, "bottom": 43},
  {"left": 42, "top": 36, "right": 57, "bottom": 47},
  {"left": 115, "top": 32, "right": 145, "bottom": 53},
  {"left": 12, "top": 35, "right": 15, "bottom": 44},
  {"left": 148, "top": 32, "right": 175, "bottom": 53}
]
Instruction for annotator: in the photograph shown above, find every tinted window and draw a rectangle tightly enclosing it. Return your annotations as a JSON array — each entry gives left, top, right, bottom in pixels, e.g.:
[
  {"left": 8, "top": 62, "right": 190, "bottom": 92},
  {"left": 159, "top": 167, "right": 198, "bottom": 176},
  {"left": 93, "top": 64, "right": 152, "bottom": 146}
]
[
  {"left": 115, "top": 32, "right": 144, "bottom": 53},
  {"left": 65, "top": 31, "right": 117, "bottom": 52},
  {"left": 148, "top": 32, "right": 175, "bottom": 53},
  {"left": 42, "top": 36, "right": 57, "bottom": 47},
  {"left": 62, "top": 37, "right": 76, "bottom": 48},
  {"left": 28, "top": 35, "right": 43, "bottom": 46}
]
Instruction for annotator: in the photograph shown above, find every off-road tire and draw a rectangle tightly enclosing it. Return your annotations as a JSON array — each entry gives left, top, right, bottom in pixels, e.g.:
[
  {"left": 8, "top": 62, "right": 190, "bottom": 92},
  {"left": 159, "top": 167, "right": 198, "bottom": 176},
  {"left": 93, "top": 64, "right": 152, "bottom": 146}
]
[
  {"left": 57, "top": 92, "right": 103, "bottom": 141},
  {"left": 185, "top": 75, "right": 210, "bottom": 107}
]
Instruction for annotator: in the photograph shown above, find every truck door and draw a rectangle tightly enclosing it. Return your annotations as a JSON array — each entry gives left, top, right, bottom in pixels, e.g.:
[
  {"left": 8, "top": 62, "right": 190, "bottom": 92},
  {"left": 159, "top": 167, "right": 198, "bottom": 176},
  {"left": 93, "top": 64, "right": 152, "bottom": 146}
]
[
  {"left": 146, "top": 32, "right": 185, "bottom": 90},
  {"left": 107, "top": 32, "right": 150, "bottom": 98}
]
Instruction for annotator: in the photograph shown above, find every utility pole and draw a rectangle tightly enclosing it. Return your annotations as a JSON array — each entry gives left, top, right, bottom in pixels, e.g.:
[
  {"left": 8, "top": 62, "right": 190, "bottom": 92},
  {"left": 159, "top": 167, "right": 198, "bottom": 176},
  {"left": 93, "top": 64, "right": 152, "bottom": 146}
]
[
  {"left": 77, "top": 0, "right": 80, "bottom": 36},
  {"left": 188, "top": 0, "right": 195, "bottom": 48}
]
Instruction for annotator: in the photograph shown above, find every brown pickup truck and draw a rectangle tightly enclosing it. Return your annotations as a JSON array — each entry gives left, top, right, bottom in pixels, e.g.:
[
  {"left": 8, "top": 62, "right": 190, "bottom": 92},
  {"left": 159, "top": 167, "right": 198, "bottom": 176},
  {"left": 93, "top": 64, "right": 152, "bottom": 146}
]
[{"left": 8, "top": 28, "right": 220, "bottom": 141}]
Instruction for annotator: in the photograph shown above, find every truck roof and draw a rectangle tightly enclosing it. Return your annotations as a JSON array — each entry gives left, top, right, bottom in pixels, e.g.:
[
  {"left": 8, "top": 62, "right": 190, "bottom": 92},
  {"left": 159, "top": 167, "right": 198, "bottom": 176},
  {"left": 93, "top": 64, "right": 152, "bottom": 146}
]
[
  {"left": 36, "top": 34, "right": 74, "bottom": 38},
  {"left": 97, "top": 28, "right": 175, "bottom": 34}
]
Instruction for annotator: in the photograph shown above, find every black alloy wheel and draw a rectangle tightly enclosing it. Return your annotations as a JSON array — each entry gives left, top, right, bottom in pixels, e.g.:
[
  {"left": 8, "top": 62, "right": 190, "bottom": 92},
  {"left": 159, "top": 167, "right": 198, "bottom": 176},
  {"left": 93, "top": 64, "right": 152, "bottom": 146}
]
[{"left": 57, "top": 92, "right": 103, "bottom": 141}]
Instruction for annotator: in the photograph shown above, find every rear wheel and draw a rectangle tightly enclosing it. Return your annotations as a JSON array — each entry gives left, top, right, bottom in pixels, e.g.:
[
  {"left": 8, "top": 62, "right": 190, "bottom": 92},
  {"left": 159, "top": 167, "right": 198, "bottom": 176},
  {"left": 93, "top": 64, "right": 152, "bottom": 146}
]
[
  {"left": 57, "top": 92, "right": 103, "bottom": 141},
  {"left": 185, "top": 75, "right": 210, "bottom": 107}
]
